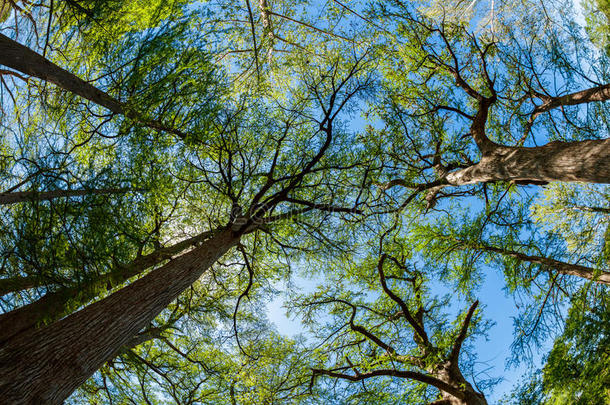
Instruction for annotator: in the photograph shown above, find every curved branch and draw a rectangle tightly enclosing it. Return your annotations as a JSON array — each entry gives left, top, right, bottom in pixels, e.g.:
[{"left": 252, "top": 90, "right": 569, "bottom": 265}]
[
  {"left": 377, "top": 254, "right": 429, "bottom": 344},
  {"left": 311, "top": 368, "right": 465, "bottom": 400},
  {"left": 347, "top": 305, "right": 397, "bottom": 355}
]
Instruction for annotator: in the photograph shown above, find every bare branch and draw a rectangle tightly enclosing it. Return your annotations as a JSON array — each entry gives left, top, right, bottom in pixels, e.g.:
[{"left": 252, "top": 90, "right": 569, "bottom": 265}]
[
  {"left": 311, "top": 368, "right": 466, "bottom": 400},
  {"left": 377, "top": 254, "right": 429, "bottom": 345},
  {"left": 448, "top": 301, "right": 479, "bottom": 364}
]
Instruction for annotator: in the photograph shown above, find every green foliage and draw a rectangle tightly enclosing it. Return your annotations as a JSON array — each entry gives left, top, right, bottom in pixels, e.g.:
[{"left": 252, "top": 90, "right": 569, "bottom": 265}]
[
  {"left": 531, "top": 183, "right": 610, "bottom": 261},
  {"left": 541, "top": 292, "right": 610, "bottom": 404},
  {"left": 288, "top": 232, "right": 495, "bottom": 404},
  {"left": 1, "top": 0, "right": 610, "bottom": 403},
  {"left": 506, "top": 291, "right": 610, "bottom": 404},
  {"left": 583, "top": 0, "right": 610, "bottom": 53}
]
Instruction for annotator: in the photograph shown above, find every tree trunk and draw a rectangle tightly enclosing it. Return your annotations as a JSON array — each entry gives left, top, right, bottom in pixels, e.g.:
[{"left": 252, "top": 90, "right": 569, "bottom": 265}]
[
  {"left": 0, "top": 227, "right": 239, "bottom": 404},
  {"left": 446, "top": 138, "right": 610, "bottom": 185},
  {"left": 0, "top": 33, "right": 124, "bottom": 113},
  {"left": 0, "top": 275, "right": 41, "bottom": 297},
  {"left": 432, "top": 363, "right": 488, "bottom": 405},
  {"left": 0, "top": 187, "right": 136, "bottom": 205},
  {"left": 0, "top": 33, "right": 187, "bottom": 139},
  {"left": 0, "top": 230, "right": 215, "bottom": 343}
]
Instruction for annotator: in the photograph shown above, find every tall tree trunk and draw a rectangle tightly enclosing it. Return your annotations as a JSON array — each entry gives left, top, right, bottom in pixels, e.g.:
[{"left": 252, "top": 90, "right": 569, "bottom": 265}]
[
  {"left": 446, "top": 138, "right": 610, "bottom": 186},
  {"left": 0, "top": 187, "right": 136, "bottom": 205},
  {"left": 0, "top": 33, "right": 124, "bottom": 113},
  {"left": 0, "top": 230, "right": 215, "bottom": 343},
  {"left": 0, "top": 33, "right": 187, "bottom": 139},
  {"left": 0, "top": 227, "right": 239, "bottom": 403}
]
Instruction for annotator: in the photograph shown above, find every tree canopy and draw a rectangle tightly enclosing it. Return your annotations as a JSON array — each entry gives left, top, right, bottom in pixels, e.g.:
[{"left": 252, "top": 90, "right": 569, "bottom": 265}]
[{"left": 0, "top": 0, "right": 608, "bottom": 404}]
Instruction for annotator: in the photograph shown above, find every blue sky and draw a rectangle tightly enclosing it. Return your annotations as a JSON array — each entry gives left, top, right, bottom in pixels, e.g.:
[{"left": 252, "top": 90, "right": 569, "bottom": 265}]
[
  {"left": 266, "top": 256, "right": 546, "bottom": 402},
  {"left": 263, "top": 1, "right": 594, "bottom": 401}
]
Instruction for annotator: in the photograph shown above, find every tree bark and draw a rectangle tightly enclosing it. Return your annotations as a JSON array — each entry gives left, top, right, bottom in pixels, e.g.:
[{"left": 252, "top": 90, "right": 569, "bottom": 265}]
[
  {"left": 445, "top": 138, "right": 610, "bottom": 185},
  {"left": 0, "top": 227, "right": 239, "bottom": 404},
  {"left": 387, "top": 132, "right": 609, "bottom": 199},
  {"left": 531, "top": 84, "right": 610, "bottom": 120},
  {"left": 431, "top": 363, "right": 488, "bottom": 405},
  {"left": 0, "top": 230, "right": 215, "bottom": 343},
  {"left": 0, "top": 33, "right": 188, "bottom": 139},
  {"left": 0, "top": 187, "right": 136, "bottom": 205},
  {"left": 0, "top": 33, "right": 124, "bottom": 113},
  {"left": 477, "top": 243, "right": 610, "bottom": 285},
  {"left": 0, "top": 275, "right": 41, "bottom": 297}
]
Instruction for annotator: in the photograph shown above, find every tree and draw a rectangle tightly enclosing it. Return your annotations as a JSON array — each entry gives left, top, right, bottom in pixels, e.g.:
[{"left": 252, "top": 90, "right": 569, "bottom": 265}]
[
  {"left": 583, "top": 0, "right": 610, "bottom": 53},
  {"left": 0, "top": 0, "right": 227, "bottom": 336},
  {"left": 0, "top": 27, "right": 200, "bottom": 139},
  {"left": 295, "top": 233, "right": 491, "bottom": 405},
  {"left": 505, "top": 290, "right": 610, "bottom": 404},
  {"left": 363, "top": 0, "right": 610, "bottom": 364},
  {"left": 0, "top": 51, "right": 373, "bottom": 401},
  {"left": 72, "top": 287, "right": 315, "bottom": 404},
  {"left": 352, "top": 2, "right": 604, "bottom": 214},
  {"left": 0, "top": 0, "right": 608, "bottom": 402}
]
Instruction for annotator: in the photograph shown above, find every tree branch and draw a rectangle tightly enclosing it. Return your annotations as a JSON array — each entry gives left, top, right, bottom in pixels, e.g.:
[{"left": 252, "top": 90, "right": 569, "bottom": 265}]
[
  {"left": 311, "top": 368, "right": 465, "bottom": 400},
  {"left": 377, "top": 254, "right": 429, "bottom": 345},
  {"left": 448, "top": 301, "right": 478, "bottom": 364},
  {"left": 530, "top": 84, "right": 610, "bottom": 121}
]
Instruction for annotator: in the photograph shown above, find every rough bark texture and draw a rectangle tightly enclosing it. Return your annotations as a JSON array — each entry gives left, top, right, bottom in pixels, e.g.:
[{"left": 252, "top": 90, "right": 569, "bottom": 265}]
[
  {"left": 532, "top": 84, "right": 610, "bottom": 119},
  {"left": 0, "top": 228, "right": 239, "bottom": 404},
  {"left": 0, "top": 187, "right": 134, "bottom": 205},
  {"left": 0, "top": 33, "right": 124, "bottom": 113},
  {"left": 431, "top": 363, "right": 488, "bottom": 405},
  {"left": 445, "top": 139, "right": 610, "bottom": 185},
  {"left": 0, "top": 230, "right": 215, "bottom": 343}
]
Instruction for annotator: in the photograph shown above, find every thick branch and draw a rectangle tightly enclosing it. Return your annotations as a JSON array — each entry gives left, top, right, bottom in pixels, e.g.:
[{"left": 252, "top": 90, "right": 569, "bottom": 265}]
[
  {"left": 470, "top": 98, "right": 497, "bottom": 155},
  {"left": 259, "top": 0, "right": 274, "bottom": 60},
  {"left": 0, "top": 187, "right": 139, "bottom": 205},
  {"left": 0, "top": 275, "right": 43, "bottom": 297},
  {"left": 531, "top": 84, "right": 610, "bottom": 120},
  {"left": 0, "top": 33, "right": 188, "bottom": 139},
  {"left": 0, "top": 33, "right": 123, "bottom": 113},
  {"left": 445, "top": 139, "right": 610, "bottom": 186},
  {"left": 312, "top": 368, "right": 466, "bottom": 400},
  {"left": 478, "top": 244, "right": 610, "bottom": 285},
  {"left": 571, "top": 205, "right": 610, "bottom": 214}
]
